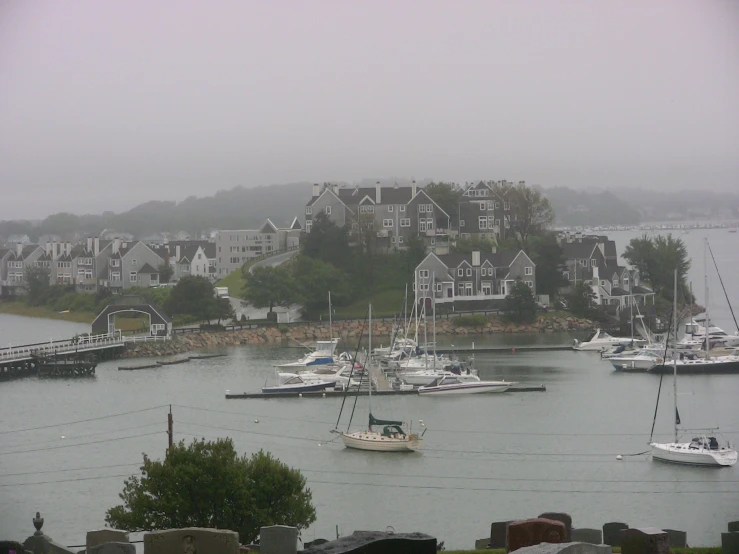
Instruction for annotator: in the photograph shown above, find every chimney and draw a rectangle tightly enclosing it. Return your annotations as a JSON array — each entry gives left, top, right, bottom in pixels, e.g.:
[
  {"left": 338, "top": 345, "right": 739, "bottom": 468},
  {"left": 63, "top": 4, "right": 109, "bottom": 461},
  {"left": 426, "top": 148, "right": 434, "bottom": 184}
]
[
  {"left": 412, "top": 180, "right": 417, "bottom": 197},
  {"left": 176, "top": 244, "right": 181, "bottom": 261},
  {"left": 375, "top": 181, "right": 381, "bottom": 204},
  {"left": 87, "top": 237, "right": 93, "bottom": 253},
  {"left": 45, "top": 242, "right": 52, "bottom": 256},
  {"left": 332, "top": 184, "right": 339, "bottom": 195},
  {"left": 94, "top": 237, "right": 100, "bottom": 256},
  {"left": 16, "top": 242, "right": 22, "bottom": 256},
  {"left": 472, "top": 250, "right": 480, "bottom": 267},
  {"left": 65, "top": 242, "right": 71, "bottom": 256},
  {"left": 491, "top": 245, "right": 497, "bottom": 254},
  {"left": 113, "top": 238, "right": 121, "bottom": 255},
  {"left": 312, "top": 183, "right": 320, "bottom": 197},
  {"left": 575, "top": 231, "right": 582, "bottom": 242}
]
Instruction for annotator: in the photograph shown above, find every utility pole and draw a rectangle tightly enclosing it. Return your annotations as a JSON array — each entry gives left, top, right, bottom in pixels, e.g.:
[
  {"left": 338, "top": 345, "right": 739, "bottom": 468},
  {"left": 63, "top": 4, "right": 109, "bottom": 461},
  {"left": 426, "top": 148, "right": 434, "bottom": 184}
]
[{"left": 167, "top": 405, "right": 173, "bottom": 455}]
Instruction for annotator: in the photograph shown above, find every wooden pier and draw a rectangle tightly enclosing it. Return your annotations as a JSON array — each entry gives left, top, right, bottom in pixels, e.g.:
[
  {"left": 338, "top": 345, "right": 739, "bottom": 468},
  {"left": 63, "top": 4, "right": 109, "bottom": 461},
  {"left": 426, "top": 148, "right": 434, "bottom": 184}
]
[{"left": 225, "top": 385, "right": 546, "bottom": 399}]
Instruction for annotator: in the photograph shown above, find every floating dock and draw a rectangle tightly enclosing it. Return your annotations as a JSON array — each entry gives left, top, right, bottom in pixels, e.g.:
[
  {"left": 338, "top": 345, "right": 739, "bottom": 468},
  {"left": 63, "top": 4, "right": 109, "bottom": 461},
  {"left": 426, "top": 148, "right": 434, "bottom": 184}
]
[
  {"left": 435, "top": 345, "right": 571, "bottom": 354},
  {"left": 119, "top": 363, "right": 159, "bottom": 371},
  {"left": 225, "top": 385, "right": 546, "bottom": 399},
  {"left": 156, "top": 358, "right": 190, "bottom": 366}
]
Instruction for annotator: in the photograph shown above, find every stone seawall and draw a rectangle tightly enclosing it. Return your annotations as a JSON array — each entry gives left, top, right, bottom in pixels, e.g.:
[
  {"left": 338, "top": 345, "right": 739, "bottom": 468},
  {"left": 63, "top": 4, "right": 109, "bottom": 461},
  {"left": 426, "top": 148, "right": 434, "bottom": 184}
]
[{"left": 123, "top": 315, "right": 593, "bottom": 358}]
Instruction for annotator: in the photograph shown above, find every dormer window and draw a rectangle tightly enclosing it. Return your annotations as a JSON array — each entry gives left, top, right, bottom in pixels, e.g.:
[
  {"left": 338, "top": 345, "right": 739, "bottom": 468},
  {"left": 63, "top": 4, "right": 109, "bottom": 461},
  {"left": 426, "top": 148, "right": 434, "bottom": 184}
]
[
  {"left": 458, "top": 268, "right": 463, "bottom": 277},
  {"left": 305, "top": 206, "right": 312, "bottom": 215}
]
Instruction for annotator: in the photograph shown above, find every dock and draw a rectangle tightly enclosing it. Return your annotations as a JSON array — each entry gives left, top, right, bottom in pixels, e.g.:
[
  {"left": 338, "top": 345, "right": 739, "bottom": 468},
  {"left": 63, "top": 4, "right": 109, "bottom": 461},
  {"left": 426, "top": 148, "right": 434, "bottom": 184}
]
[
  {"left": 435, "top": 345, "right": 572, "bottom": 354},
  {"left": 225, "top": 385, "right": 546, "bottom": 399}
]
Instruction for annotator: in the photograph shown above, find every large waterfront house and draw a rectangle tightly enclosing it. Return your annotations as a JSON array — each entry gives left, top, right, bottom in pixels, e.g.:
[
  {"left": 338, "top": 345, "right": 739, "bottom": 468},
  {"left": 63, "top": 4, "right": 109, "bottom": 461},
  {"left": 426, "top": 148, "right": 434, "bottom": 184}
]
[
  {"left": 305, "top": 182, "right": 451, "bottom": 253},
  {"left": 157, "top": 241, "right": 218, "bottom": 282},
  {"left": 214, "top": 218, "right": 301, "bottom": 277},
  {"left": 413, "top": 249, "right": 536, "bottom": 309},
  {"left": 558, "top": 232, "right": 655, "bottom": 311},
  {"left": 0, "top": 244, "right": 45, "bottom": 296},
  {"left": 457, "top": 180, "right": 520, "bottom": 243},
  {"left": 100, "top": 240, "right": 164, "bottom": 292}
]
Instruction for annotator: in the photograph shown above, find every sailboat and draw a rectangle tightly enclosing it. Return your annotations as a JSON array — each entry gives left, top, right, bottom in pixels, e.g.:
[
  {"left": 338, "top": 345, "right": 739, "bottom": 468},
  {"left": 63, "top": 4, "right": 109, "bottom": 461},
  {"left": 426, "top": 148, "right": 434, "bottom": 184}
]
[
  {"left": 333, "top": 304, "right": 425, "bottom": 452},
  {"left": 649, "top": 270, "right": 737, "bottom": 467}
]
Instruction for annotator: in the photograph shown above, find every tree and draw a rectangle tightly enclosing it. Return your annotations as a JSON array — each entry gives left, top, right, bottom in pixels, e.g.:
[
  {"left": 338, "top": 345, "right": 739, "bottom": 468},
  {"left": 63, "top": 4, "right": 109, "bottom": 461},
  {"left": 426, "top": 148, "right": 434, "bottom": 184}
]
[
  {"left": 424, "top": 182, "right": 461, "bottom": 227},
  {"left": 165, "top": 276, "right": 218, "bottom": 321},
  {"left": 301, "top": 213, "right": 351, "bottom": 269},
  {"left": 243, "top": 266, "right": 298, "bottom": 314},
  {"left": 623, "top": 233, "right": 691, "bottom": 300},
  {"left": 569, "top": 281, "right": 597, "bottom": 318},
  {"left": 452, "top": 235, "right": 497, "bottom": 255},
  {"left": 498, "top": 182, "right": 555, "bottom": 250},
  {"left": 528, "top": 234, "right": 568, "bottom": 297},
  {"left": 158, "top": 263, "right": 174, "bottom": 284},
  {"left": 502, "top": 281, "right": 537, "bottom": 323},
  {"left": 403, "top": 235, "right": 427, "bottom": 276},
  {"left": 105, "top": 438, "right": 316, "bottom": 545},
  {"left": 24, "top": 266, "right": 51, "bottom": 307},
  {"left": 294, "top": 255, "right": 352, "bottom": 318}
]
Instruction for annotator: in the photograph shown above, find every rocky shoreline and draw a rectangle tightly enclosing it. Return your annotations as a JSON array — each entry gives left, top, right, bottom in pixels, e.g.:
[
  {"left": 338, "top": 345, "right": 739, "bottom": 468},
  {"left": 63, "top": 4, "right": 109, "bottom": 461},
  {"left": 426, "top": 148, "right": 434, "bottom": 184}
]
[{"left": 123, "top": 315, "right": 593, "bottom": 358}]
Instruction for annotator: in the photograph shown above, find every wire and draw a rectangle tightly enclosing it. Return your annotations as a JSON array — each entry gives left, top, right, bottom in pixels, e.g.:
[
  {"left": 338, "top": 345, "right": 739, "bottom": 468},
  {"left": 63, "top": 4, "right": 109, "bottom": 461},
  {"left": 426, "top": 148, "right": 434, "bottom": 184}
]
[
  {"left": 1, "top": 422, "right": 164, "bottom": 449},
  {"left": 0, "top": 473, "right": 133, "bottom": 488},
  {"left": 0, "top": 405, "right": 168, "bottom": 435},
  {"left": 175, "top": 419, "right": 324, "bottom": 443},
  {"left": 0, "top": 431, "right": 163, "bottom": 457},
  {"left": 0, "top": 462, "right": 142, "bottom": 478},
  {"left": 171, "top": 404, "right": 334, "bottom": 426}
]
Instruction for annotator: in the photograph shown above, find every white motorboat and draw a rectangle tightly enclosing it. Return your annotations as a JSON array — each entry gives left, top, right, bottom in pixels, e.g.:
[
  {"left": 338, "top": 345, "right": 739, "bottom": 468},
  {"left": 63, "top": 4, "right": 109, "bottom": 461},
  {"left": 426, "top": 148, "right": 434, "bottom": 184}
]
[
  {"left": 400, "top": 369, "right": 479, "bottom": 386},
  {"left": 608, "top": 351, "right": 663, "bottom": 372},
  {"left": 573, "top": 329, "right": 643, "bottom": 351},
  {"left": 418, "top": 375, "right": 515, "bottom": 395},
  {"left": 649, "top": 262, "right": 736, "bottom": 467},
  {"left": 374, "top": 337, "right": 417, "bottom": 357},
  {"left": 278, "top": 362, "right": 362, "bottom": 388},
  {"left": 276, "top": 339, "right": 342, "bottom": 369},
  {"left": 683, "top": 319, "right": 739, "bottom": 348},
  {"left": 262, "top": 374, "right": 333, "bottom": 394},
  {"left": 333, "top": 303, "right": 425, "bottom": 452}
]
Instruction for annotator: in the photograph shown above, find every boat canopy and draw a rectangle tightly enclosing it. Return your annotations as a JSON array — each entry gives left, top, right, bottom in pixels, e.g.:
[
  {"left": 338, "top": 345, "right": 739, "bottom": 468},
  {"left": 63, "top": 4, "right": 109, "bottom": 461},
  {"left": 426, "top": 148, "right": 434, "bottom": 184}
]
[{"left": 369, "top": 413, "right": 404, "bottom": 428}]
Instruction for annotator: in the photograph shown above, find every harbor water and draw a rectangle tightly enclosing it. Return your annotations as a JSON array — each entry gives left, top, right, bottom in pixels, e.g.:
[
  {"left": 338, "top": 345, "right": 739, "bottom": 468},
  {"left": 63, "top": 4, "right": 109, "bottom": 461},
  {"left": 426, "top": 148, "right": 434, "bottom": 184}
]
[{"left": 1, "top": 228, "right": 738, "bottom": 549}]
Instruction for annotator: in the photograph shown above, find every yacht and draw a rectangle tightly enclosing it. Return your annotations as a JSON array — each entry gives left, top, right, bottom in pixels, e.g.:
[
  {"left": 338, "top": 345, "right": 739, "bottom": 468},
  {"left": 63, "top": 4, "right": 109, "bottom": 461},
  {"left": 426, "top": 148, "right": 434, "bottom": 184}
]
[
  {"left": 418, "top": 375, "right": 515, "bottom": 395},
  {"left": 683, "top": 319, "right": 739, "bottom": 348},
  {"left": 607, "top": 351, "right": 663, "bottom": 372},
  {"left": 400, "top": 368, "right": 479, "bottom": 387},
  {"left": 278, "top": 362, "right": 363, "bottom": 389},
  {"left": 276, "top": 339, "right": 343, "bottom": 369},
  {"left": 651, "top": 435, "right": 737, "bottom": 467},
  {"left": 573, "top": 329, "right": 644, "bottom": 351},
  {"left": 262, "top": 374, "right": 333, "bottom": 394}
]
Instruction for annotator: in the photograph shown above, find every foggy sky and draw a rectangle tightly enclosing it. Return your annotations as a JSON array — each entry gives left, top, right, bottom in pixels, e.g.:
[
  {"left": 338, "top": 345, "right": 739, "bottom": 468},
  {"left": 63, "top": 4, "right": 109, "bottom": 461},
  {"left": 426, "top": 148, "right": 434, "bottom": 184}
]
[{"left": 1, "top": 1, "right": 737, "bottom": 220}]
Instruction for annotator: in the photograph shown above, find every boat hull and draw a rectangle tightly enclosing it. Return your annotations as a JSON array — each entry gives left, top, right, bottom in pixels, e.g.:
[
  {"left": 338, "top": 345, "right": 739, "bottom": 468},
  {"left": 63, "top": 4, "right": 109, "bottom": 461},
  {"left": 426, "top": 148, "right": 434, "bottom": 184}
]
[
  {"left": 340, "top": 431, "right": 421, "bottom": 452},
  {"left": 609, "top": 358, "right": 659, "bottom": 372},
  {"left": 650, "top": 358, "right": 739, "bottom": 374},
  {"left": 276, "top": 357, "right": 335, "bottom": 370},
  {"left": 261, "top": 381, "right": 331, "bottom": 394},
  {"left": 418, "top": 382, "right": 512, "bottom": 395},
  {"left": 650, "top": 443, "right": 737, "bottom": 466}
]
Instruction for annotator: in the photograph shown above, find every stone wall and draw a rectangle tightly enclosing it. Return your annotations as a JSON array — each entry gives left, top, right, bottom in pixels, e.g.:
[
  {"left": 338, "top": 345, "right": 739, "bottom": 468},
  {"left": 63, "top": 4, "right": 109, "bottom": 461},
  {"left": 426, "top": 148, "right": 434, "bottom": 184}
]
[{"left": 123, "top": 315, "right": 592, "bottom": 358}]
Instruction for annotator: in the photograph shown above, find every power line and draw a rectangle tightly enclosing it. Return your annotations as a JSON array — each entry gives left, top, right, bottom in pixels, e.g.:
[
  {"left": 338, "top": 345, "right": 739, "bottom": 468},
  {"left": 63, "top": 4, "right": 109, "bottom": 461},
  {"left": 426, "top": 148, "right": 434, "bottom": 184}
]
[
  {"left": 0, "top": 462, "right": 142, "bottom": 478},
  {"left": 0, "top": 405, "right": 168, "bottom": 435},
  {"left": 0, "top": 431, "right": 162, "bottom": 457},
  {"left": 0, "top": 473, "right": 133, "bottom": 488},
  {"left": 171, "top": 404, "right": 334, "bottom": 425},
  {"left": 1, "top": 422, "right": 163, "bottom": 449},
  {"left": 175, "top": 419, "right": 324, "bottom": 444}
]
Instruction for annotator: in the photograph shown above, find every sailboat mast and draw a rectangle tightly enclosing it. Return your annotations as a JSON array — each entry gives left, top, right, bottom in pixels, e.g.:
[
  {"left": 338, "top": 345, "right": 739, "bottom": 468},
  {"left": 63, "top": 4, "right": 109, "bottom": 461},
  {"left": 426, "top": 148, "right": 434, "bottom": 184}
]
[
  {"left": 328, "top": 291, "right": 333, "bottom": 342},
  {"left": 703, "top": 238, "right": 710, "bottom": 360},
  {"left": 432, "top": 271, "right": 437, "bottom": 371},
  {"left": 368, "top": 303, "right": 372, "bottom": 417},
  {"left": 673, "top": 269, "right": 678, "bottom": 444}
]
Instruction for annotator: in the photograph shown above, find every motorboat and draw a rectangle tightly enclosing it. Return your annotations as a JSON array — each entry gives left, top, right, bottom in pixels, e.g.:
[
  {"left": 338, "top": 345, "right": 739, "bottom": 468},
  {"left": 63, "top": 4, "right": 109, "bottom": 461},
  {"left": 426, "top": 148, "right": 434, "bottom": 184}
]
[
  {"left": 573, "top": 329, "right": 644, "bottom": 351},
  {"left": 608, "top": 351, "right": 663, "bottom": 372},
  {"left": 683, "top": 319, "right": 739, "bottom": 348},
  {"left": 262, "top": 374, "right": 333, "bottom": 394},
  {"left": 418, "top": 375, "right": 515, "bottom": 395},
  {"left": 399, "top": 368, "right": 479, "bottom": 386},
  {"left": 373, "top": 337, "right": 417, "bottom": 357},
  {"left": 278, "top": 362, "right": 364, "bottom": 388},
  {"left": 275, "top": 339, "right": 342, "bottom": 369}
]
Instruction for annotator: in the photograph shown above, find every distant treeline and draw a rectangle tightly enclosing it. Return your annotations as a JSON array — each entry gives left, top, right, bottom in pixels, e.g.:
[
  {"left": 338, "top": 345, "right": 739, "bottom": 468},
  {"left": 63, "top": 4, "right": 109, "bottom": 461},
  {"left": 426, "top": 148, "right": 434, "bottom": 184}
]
[{"left": 1, "top": 182, "right": 737, "bottom": 241}]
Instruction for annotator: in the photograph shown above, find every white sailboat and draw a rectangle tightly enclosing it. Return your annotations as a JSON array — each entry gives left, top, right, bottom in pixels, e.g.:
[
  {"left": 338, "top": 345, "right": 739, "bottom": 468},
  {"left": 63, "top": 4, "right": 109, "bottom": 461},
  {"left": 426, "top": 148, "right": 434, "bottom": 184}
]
[
  {"left": 649, "top": 269, "right": 737, "bottom": 467},
  {"left": 333, "top": 304, "right": 425, "bottom": 452}
]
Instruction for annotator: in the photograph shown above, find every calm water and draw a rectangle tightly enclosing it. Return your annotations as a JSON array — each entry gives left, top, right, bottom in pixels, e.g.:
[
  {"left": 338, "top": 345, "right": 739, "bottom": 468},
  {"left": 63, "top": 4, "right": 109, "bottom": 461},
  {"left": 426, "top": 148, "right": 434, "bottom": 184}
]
[{"left": 1, "top": 230, "right": 738, "bottom": 549}]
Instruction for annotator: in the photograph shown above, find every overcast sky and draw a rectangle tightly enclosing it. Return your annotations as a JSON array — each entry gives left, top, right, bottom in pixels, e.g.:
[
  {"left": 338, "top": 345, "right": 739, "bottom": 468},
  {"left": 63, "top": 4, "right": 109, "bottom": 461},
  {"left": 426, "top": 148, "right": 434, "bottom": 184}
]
[{"left": 1, "top": 1, "right": 737, "bottom": 220}]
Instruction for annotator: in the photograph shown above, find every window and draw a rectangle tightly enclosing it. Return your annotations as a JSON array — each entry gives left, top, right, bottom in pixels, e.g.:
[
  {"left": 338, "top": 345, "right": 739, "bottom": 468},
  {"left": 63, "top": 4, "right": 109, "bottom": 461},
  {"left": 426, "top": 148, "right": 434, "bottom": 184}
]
[
  {"left": 481, "top": 267, "right": 487, "bottom": 276},
  {"left": 306, "top": 221, "right": 312, "bottom": 233},
  {"left": 398, "top": 236, "right": 403, "bottom": 244},
  {"left": 563, "top": 271, "right": 570, "bottom": 280},
  {"left": 400, "top": 218, "right": 410, "bottom": 227},
  {"left": 426, "top": 204, "right": 433, "bottom": 212},
  {"left": 198, "top": 253, "right": 202, "bottom": 259},
  {"left": 460, "top": 220, "right": 465, "bottom": 227},
  {"left": 466, "top": 268, "right": 472, "bottom": 277},
  {"left": 431, "top": 238, "right": 435, "bottom": 245},
  {"left": 525, "top": 266, "right": 533, "bottom": 276},
  {"left": 623, "top": 277, "right": 629, "bottom": 288},
  {"left": 129, "top": 272, "right": 137, "bottom": 282},
  {"left": 111, "top": 259, "right": 120, "bottom": 267},
  {"left": 504, "top": 202, "right": 509, "bottom": 210},
  {"left": 601, "top": 280, "right": 607, "bottom": 286},
  {"left": 614, "top": 278, "right": 619, "bottom": 287},
  {"left": 420, "top": 220, "right": 428, "bottom": 232},
  {"left": 436, "top": 283, "right": 442, "bottom": 292},
  {"left": 132, "top": 259, "right": 137, "bottom": 267},
  {"left": 419, "top": 270, "right": 429, "bottom": 278},
  {"left": 478, "top": 216, "right": 488, "bottom": 230},
  {"left": 230, "top": 257, "right": 240, "bottom": 263},
  {"left": 458, "top": 268, "right": 464, "bottom": 276},
  {"left": 488, "top": 200, "right": 493, "bottom": 210},
  {"left": 426, "top": 217, "right": 433, "bottom": 228},
  {"left": 305, "top": 206, "right": 312, "bottom": 215},
  {"left": 458, "top": 283, "right": 465, "bottom": 295},
  {"left": 504, "top": 219, "right": 510, "bottom": 229},
  {"left": 480, "top": 203, "right": 485, "bottom": 211},
  {"left": 591, "top": 258, "right": 596, "bottom": 267},
  {"left": 325, "top": 206, "right": 331, "bottom": 215},
  {"left": 488, "top": 216, "right": 495, "bottom": 228},
  {"left": 420, "top": 283, "right": 429, "bottom": 291},
  {"left": 482, "top": 283, "right": 491, "bottom": 295},
  {"left": 388, "top": 205, "right": 394, "bottom": 212},
  {"left": 391, "top": 236, "right": 396, "bottom": 243},
  {"left": 495, "top": 219, "right": 500, "bottom": 228},
  {"left": 359, "top": 205, "right": 374, "bottom": 214},
  {"left": 400, "top": 205, "right": 406, "bottom": 212},
  {"left": 383, "top": 219, "right": 393, "bottom": 227},
  {"left": 526, "top": 281, "right": 533, "bottom": 288},
  {"left": 419, "top": 204, "right": 426, "bottom": 212},
  {"left": 580, "top": 259, "right": 587, "bottom": 267}
]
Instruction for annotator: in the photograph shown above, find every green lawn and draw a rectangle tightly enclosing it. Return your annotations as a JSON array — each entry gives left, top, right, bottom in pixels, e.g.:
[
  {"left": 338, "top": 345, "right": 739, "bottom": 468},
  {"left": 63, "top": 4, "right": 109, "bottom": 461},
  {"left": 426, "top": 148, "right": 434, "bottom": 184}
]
[
  {"left": 216, "top": 269, "right": 246, "bottom": 299},
  {"left": 331, "top": 289, "right": 407, "bottom": 320},
  {"left": 0, "top": 300, "right": 95, "bottom": 323}
]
